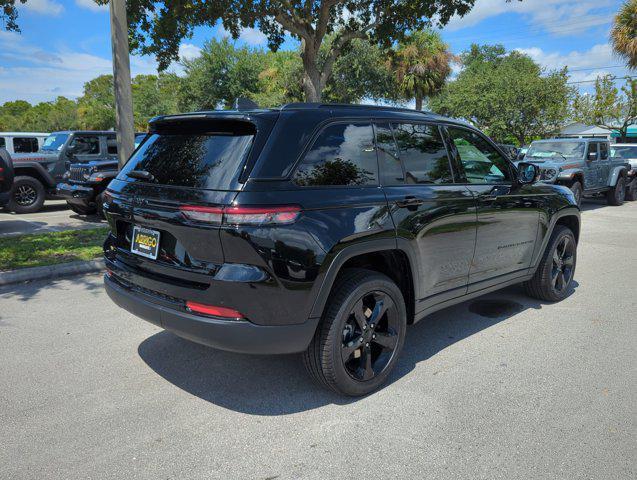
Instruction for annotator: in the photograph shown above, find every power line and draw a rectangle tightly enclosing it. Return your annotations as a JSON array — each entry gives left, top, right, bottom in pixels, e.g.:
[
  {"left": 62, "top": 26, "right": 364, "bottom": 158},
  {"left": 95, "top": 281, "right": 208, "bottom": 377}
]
[
  {"left": 567, "top": 76, "right": 633, "bottom": 85},
  {"left": 567, "top": 65, "right": 624, "bottom": 72}
]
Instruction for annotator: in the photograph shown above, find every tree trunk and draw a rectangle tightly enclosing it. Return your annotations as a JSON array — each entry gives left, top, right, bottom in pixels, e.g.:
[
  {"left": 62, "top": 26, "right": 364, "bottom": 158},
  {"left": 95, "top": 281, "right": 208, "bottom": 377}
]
[
  {"left": 301, "top": 40, "right": 323, "bottom": 102},
  {"left": 415, "top": 94, "right": 423, "bottom": 111}
]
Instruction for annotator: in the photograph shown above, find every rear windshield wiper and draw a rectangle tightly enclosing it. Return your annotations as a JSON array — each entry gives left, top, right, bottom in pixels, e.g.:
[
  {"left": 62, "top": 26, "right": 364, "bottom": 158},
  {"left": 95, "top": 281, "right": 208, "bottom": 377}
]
[{"left": 126, "top": 170, "right": 155, "bottom": 182}]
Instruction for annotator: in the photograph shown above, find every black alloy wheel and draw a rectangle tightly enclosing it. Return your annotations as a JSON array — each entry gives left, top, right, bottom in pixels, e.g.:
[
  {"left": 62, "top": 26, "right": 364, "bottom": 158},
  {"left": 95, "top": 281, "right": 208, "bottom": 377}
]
[
  {"left": 341, "top": 291, "right": 401, "bottom": 381},
  {"left": 525, "top": 225, "right": 577, "bottom": 302},
  {"left": 303, "top": 269, "right": 407, "bottom": 396},
  {"left": 551, "top": 235, "right": 575, "bottom": 294},
  {"left": 8, "top": 176, "right": 46, "bottom": 213}
]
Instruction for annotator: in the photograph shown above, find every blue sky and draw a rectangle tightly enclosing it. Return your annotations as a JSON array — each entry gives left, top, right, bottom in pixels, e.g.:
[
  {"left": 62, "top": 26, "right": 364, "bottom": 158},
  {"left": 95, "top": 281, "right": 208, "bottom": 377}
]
[{"left": 0, "top": 0, "right": 627, "bottom": 104}]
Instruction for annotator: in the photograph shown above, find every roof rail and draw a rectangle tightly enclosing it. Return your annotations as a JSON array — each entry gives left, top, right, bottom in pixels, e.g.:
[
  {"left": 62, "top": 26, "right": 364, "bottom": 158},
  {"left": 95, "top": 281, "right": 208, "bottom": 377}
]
[{"left": 279, "top": 102, "right": 435, "bottom": 115}]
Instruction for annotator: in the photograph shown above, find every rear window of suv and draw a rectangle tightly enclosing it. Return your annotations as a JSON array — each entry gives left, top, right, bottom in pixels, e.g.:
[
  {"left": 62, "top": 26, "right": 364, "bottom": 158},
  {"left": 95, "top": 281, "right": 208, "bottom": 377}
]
[{"left": 120, "top": 125, "right": 255, "bottom": 190}]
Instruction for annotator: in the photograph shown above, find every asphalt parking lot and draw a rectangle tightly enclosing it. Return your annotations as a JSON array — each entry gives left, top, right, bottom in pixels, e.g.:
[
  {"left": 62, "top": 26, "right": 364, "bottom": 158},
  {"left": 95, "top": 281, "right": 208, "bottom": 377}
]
[
  {"left": 0, "top": 201, "right": 104, "bottom": 238},
  {"left": 1, "top": 199, "right": 635, "bottom": 480}
]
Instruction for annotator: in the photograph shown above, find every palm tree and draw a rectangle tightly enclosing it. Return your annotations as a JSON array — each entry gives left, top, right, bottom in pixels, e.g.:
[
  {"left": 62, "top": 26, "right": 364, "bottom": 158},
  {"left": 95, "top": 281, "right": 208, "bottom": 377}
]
[
  {"left": 611, "top": 0, "right": 637, "bottom": 69},
  {"left": 392, "top": 30, "right": 455, "bottom": 110}
]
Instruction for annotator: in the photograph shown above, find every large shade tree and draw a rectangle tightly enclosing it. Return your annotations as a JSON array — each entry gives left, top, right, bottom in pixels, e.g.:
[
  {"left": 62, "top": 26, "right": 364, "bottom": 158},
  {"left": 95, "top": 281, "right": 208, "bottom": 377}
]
[
  {"left": 430, "top": 44, "right": 572, "bottom": 145},
  {"left": 611, "top": 0, "right": 637, "bottom": 69},
  {"left": 391, "top": 29, "right": 455, "bottom": 110},
  {"left": 89, "top": 0, "right": 482, "bottom": 102}
]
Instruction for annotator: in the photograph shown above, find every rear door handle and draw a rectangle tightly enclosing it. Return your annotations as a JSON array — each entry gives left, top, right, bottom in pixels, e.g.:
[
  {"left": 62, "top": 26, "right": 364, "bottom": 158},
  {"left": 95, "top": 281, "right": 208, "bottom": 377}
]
[{"left": 395, "top": 196, "right": 424, "bottom": 209}]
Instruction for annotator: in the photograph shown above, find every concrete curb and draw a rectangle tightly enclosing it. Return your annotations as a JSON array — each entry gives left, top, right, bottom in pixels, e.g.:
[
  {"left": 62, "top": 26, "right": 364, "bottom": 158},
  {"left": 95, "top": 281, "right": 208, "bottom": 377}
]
[{"left": 0, "top": 259, "right": 105, "bottom": 286}]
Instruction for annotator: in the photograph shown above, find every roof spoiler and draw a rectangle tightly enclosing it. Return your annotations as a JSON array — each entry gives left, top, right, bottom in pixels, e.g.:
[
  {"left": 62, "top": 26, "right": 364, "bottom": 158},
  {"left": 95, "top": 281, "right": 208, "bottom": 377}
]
[{"left": 233, "top": 97, "right": 259, "bottom": 110}]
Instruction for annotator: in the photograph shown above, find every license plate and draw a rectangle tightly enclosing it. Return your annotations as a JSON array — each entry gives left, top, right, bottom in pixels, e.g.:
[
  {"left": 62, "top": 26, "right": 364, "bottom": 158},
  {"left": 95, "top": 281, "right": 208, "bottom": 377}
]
[{"left": 131, "top": 226, "right": 160, "bottom": 260}]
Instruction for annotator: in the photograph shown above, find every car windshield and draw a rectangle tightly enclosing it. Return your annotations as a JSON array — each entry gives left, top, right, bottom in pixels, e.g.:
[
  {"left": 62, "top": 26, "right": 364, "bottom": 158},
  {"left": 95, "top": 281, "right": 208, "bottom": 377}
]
[
  {"left": 526, "top": 141, "right": 585, "bottom": 160},
  {"left": 41, "top": 133, "right": 69, "bottom": 152},
  {"left": 611, "top": 145, "right": 637, "bottom": 159}
]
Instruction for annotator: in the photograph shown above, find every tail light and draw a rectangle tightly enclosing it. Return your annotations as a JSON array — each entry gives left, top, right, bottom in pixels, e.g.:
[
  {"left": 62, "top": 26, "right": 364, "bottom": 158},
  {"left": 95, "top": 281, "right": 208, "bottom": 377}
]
[
  {"left": 186, "top": 301, "right": 244, "bottom": 319},
  {"left": 180, "top": 205, "right": 301, "bottom": 226}
]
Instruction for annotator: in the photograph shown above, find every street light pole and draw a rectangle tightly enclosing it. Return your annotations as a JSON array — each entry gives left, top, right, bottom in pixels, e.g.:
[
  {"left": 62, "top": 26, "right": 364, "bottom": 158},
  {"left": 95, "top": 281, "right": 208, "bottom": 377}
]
[{"left": 109, "top": 0, "right": 135, "bottom": 169}]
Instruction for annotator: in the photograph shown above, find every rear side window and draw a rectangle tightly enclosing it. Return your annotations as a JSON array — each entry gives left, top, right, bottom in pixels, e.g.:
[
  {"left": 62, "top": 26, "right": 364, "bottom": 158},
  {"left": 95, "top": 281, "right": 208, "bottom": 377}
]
[
  {"left": 107, "top": 136, "right": 117, "bottom": 154},
  {"left": 293, "top": 123, "right": 378, "bottom": 187},
  {"left": 120, "top": 131, "right": 254, "bottom": 189},
  {"left": 392, "top": 123, "right": 453, "bottom": 184},
  {"left": 13, "top": 137, "right": 39, "bottom": 153},
  {"left": 599, "top": 142, "right": 609, "bottom": 160}
]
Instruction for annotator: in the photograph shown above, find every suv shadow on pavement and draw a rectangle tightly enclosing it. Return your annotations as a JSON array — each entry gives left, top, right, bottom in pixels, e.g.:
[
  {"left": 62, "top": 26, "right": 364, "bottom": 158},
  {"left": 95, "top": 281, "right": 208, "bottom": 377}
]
[{"left": 137, "top": 283, "right": 577, "bottom": 415}]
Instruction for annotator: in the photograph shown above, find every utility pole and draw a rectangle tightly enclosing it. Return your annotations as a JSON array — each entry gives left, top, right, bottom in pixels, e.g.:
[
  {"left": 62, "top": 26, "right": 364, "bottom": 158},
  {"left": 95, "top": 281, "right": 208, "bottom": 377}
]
[{"left": 109, "top": 0, "right": 135, "bottom": 169}]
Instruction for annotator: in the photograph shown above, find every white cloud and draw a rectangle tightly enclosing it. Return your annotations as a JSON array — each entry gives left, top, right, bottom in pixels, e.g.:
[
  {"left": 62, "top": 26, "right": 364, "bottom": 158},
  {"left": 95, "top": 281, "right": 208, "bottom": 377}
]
[
  {"left": 0, "top": 34, "right": 158, "bottom": 103},
  {"left": 178, "top": 43, "right": 202, "bottom": 61},
  {"left": 516, "top": 43, "right": 628, "bottom": 85},
  {"left": 446, "top": 0, "right": 614, "bottom": 37},
  {"left": 75, "top": 0, "right": 108, "bottom": 12},
  {"left": 216, "top": 25, "right": 268, "bottom": 46},
  {"left": 20, "top": 0, "right": 64, "bottom": 16}
]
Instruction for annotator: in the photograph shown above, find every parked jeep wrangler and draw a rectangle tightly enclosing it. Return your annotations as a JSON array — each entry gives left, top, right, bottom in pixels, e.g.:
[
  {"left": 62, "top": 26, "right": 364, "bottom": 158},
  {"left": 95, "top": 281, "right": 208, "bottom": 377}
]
[
  {"left": 57, "top": 133, "right": 147, "bottom": 217},
  {"left": 610, "top": 143, "right": 637, "bottom": 201},
  {"left": 103, "top": 104, "right": 580, "bottom": 396},
  {"left": 8, "top": 131, "right": 118, "bottom": 213},
  {"left": 521, "top": 138, "right": 634, "bottom": 206}
]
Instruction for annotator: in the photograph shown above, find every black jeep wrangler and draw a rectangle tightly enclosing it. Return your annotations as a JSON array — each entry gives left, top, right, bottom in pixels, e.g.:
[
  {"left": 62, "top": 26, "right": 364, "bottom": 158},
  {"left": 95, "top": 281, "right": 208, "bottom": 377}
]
[
  {"left": 103, "top": 104, "right": 580, "bottom": 396},
  {"left": 8, "top": 131, "right": 118, "bottom": 213},
  {"left": 57, "top": 133, "right": 146, "bottom": 217},
  {"left": 0, "top": 147, "right": 14, "bottom": 208}
]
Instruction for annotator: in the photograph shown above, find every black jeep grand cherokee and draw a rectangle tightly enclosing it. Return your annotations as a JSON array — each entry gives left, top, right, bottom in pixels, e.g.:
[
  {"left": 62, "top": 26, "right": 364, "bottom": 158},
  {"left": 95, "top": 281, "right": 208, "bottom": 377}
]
[{"left": 103, "top": 104, "right": 580, "bottom": 396}]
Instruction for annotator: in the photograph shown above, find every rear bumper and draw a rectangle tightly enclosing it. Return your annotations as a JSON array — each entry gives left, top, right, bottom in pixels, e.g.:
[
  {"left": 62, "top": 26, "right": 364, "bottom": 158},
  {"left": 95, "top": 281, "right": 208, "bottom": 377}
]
[
  {"left": 56, "top": 182, "right": 96, "bottom": 201},
  {"left": 104, "top": 274, "right": 318, "bottom": 354}
]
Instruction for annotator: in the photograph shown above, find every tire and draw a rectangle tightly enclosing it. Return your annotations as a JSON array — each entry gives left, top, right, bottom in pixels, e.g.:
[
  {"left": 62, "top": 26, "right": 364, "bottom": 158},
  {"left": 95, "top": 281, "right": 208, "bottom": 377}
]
[
  {"left": 67, "top": 202, "right": 96, "bottom": 215},
  {"left": 7, "top": 176, "right": 45, "bottom": 214},
  {"left": 606, "top": 176, "right": 626, "bottom": 206},
  {"left": 303, "top": 268, "right": 407, "bottom": 396},
  {"left": 569, "top": 181, "right": 583, "bottom": 207},
  {"left": 95, "top": 192, "right": 106, "bottom": 219},
  {"left": 524, "top": 225, "right": 577, "bottom": 302},
  {"left": 625, "top": 178, "right": 637, "bottom": 201}
]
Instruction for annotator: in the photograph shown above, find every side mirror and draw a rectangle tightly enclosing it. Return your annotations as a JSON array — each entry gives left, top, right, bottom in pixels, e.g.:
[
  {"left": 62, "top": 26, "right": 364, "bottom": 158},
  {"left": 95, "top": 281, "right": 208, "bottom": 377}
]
[
  {"left": 587, "top": 151, "right": 597, "bottom": 162},
  {"left": 517, "top": 162, "right": 539, "bottom": 184},
  {"left": 66, "top": 144, "right": 77, "bottom": 157}
]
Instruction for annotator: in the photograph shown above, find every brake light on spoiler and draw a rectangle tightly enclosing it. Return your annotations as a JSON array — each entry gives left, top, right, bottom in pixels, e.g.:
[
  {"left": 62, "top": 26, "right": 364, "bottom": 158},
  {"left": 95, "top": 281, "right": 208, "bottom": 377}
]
[{"left": 180, "top": 205, "right": 301, "bottom": 226}]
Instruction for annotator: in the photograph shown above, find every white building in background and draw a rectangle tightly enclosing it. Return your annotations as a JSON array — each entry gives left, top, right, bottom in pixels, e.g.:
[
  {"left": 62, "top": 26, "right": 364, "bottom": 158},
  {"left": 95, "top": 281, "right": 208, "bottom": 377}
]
[{"left": 555, "top": 122, "right": 613, "bottom": 141}]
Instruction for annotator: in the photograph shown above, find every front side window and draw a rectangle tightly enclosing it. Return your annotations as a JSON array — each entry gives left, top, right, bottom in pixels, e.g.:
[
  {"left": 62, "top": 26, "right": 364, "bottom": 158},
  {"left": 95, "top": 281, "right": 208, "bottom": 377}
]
[
  {"left": 13, "top": 137, "right": 39, "bottom": 153},
  {"left": 447, "top": 127, "right": 511, "bottom": 184},
  {"left": 293, "top": 123, "right": 378, "bottom": 187},
  {"left": 392, "top": 123, "right": 453, "bottom": 184},
  {"left": 0, "top": 138, "right": 5, "bottom": 149},
  {"left": 69, "top": 135, "right": 100, "bottom": 155},
  {"left": 587, "top": 143, "right": 599, "bottom": 161}
]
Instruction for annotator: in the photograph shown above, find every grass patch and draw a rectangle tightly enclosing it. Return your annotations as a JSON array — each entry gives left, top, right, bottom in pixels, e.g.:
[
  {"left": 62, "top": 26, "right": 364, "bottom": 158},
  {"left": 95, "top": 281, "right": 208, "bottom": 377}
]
[{"left": 0, "top": 228, "right": 109, "bottom": 271}]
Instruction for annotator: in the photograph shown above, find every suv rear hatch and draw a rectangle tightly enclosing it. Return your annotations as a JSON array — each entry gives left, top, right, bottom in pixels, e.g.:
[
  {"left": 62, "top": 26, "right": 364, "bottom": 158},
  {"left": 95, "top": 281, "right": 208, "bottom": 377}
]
[{"left": 105, "top": 112, "right": 278, "bottom": 287}]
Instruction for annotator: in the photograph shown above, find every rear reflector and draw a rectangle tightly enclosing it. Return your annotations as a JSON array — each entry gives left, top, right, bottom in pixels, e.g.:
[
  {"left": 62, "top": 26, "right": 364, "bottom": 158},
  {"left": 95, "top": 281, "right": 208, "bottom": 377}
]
[
  {"left": 180, "top": 205, "right": 300, "bottom": 226},
  {"left": 186, "top": 301, "right": 244, "bottom": 319}
]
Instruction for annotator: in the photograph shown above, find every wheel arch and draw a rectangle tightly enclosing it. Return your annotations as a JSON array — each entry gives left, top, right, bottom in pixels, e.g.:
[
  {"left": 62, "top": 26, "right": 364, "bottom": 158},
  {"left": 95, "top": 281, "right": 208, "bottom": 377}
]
[
  {"left": 531, "top": 207, "right": 580, "bottom": 271},
  {"left": 13, "top": 164, "right": 55, "bottom": 188},
  {"left": 308, "top": 239, "right": 419, "bottom": 324},
  {"left": 608, "top": 166, "right": 628, "bottom": 187}
]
